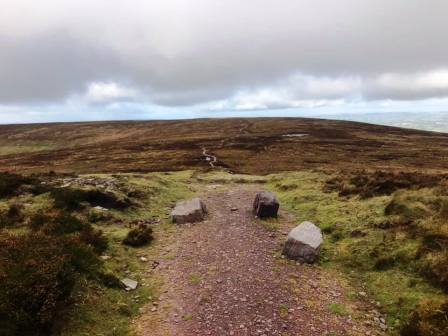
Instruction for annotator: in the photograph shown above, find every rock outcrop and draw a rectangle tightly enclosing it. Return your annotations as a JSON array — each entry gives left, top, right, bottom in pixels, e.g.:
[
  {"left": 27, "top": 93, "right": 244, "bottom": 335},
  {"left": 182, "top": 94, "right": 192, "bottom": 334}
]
[
  {"left": 283, "top": 221, "right": 323, "bottom": 263},
  {"left": 253, "top": 191, "right": 279, "bottom": 218},
  {"left": 171, "top": 197, "right": 207, "bottom": 224}
]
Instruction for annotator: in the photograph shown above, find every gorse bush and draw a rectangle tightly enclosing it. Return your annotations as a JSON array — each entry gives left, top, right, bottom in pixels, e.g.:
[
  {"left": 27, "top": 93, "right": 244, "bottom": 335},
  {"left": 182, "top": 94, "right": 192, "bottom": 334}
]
[{"left": 122, "top": 224, "right": 154, "bottom": 247}]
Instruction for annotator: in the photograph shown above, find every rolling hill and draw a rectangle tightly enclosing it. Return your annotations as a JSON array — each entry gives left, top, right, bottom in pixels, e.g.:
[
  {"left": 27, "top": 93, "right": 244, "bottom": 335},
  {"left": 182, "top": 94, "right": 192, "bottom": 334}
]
[{"left": 1, "top": 118, "right": 448, "bottom": 175}]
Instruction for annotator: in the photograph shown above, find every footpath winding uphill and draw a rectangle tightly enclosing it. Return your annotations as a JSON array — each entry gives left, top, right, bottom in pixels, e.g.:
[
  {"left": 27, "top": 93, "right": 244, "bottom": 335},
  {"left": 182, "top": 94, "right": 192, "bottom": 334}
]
[{"left": 136, "top": 186, "right": 382, "bottom": 336}]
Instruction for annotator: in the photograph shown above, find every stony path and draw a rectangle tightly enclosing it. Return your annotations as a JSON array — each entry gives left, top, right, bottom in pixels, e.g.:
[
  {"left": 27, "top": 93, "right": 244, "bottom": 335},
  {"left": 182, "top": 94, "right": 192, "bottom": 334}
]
[{"left": 136, "top": 185, "right": 382, "bottom": 336}]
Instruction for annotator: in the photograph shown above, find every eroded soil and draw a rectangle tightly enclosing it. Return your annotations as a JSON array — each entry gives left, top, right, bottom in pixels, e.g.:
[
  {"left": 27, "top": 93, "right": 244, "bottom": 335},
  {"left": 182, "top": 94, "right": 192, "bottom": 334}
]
[{"left": 135, "top": 185, "right": 383, "bottom": 336}]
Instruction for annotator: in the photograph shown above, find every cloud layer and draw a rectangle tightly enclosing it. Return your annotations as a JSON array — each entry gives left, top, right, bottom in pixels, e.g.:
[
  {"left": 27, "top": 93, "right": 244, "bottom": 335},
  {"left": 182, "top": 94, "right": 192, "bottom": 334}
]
[{"left": 1, "top": 0, "right": 448, "bottom": 113}]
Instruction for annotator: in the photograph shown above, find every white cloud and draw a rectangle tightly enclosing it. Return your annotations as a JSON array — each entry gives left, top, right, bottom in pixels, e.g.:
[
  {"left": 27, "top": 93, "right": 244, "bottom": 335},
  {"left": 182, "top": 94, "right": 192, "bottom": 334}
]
[
  {"left": 367, "top": 69, "right": 448, "bottom": 100},
  {"left": 84, "top": 82, "right": 138, "bottom": 104},
  {"left": 207, "top": 74, "right": 356, "bottom": 111}
]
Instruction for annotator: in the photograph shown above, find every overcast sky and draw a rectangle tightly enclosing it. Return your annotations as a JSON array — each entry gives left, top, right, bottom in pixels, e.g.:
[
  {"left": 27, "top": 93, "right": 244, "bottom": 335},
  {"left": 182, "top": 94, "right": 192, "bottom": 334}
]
[{"left": 1, "top": 0, "right": 448, "bottom": 123}]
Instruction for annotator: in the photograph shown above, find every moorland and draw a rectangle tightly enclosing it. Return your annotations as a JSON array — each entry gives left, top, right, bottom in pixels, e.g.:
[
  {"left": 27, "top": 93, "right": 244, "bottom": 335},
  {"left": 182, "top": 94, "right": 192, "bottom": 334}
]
[
  {"left": 1, "top": 118, "right": 448, "bottom": 174},
  {"left": 0, "top": 118, "right": 447, "bottom": 336}
]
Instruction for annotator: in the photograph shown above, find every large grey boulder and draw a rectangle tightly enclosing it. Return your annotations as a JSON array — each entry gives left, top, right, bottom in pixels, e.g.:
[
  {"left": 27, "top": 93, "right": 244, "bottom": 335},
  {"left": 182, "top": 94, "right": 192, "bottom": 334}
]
[
  {"left": 283, "top": 221, "right": 323, "bottom": 263},
  {"left": 171, "top": 197, "right": 207, "bottom": 224},
  {"left": 253, "top": 191, "right": 279, "bottom": 218}
]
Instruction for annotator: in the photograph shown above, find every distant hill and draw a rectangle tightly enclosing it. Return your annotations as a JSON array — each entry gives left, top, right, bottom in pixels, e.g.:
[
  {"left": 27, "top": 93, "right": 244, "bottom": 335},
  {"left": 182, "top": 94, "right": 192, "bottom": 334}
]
[{"left": 1, "top": 118, "right": 448, "bottom": 175}]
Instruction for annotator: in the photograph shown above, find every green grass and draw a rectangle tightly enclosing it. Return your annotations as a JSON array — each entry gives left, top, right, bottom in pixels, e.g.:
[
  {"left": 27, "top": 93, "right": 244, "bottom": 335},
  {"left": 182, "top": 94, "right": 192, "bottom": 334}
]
[
  {"left": 2, "top": 169, "right": 446, "bottom": 334},
  {"left": 328, "top": 303, "right": 348, "bottom": 316},
  {"left": 60, "top": 171, "right": 194, "bottom": 335},
  {"left": 278, "top": 303, "right": 289, "bottom": 318},
  {"left": 0, "top": 171, "right": 194, "bottom": 336},
  {"left": 188, "top": 272, "right": 202, "bottom": 285},
  {"left": 267, "top": 171, "right": 446, "bottom": 331},
  {"left": 256, "top": 217, "right": 281, "bottom": 232}
]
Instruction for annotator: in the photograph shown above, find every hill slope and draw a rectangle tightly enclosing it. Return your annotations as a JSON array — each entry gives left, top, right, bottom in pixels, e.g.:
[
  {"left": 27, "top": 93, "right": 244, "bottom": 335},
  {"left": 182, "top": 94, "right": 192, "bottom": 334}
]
[{"left": 1, "top": 118, "right": 448, "bottom": 174}]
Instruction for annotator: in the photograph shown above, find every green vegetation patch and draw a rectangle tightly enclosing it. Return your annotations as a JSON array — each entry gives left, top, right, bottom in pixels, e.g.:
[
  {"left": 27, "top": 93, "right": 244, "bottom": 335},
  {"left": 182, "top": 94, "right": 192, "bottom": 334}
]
[
  {"left": 268, "top": 171, "right": 447, "bottom": 334},
  {"left": 0, "top": 170, "right": 194, "bottom": 336},
  {"left": 328, "top": 303, "right": 348, "bottom": 316}
]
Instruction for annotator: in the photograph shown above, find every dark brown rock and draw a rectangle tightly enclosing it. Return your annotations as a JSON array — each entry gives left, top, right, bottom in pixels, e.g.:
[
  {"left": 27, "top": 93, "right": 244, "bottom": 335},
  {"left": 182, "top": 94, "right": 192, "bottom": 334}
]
[{"left": 253, "top": 191, "right": 279, "bottom": 218}]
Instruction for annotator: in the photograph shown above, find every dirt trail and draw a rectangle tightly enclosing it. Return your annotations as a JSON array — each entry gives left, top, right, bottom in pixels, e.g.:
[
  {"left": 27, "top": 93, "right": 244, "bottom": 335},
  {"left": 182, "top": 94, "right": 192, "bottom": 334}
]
[
  {"left": 136, "top": 185, "right": 382, "bottom": 336},
  {"left": 202, "top": 147, "right": 218, "bottom": 168}
]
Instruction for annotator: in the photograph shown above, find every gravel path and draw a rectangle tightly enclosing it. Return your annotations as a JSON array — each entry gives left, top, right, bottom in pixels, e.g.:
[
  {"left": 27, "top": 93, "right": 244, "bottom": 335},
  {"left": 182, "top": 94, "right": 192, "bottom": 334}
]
[{"left": 136, "top": 186, "right": 382, "bottom": 336}]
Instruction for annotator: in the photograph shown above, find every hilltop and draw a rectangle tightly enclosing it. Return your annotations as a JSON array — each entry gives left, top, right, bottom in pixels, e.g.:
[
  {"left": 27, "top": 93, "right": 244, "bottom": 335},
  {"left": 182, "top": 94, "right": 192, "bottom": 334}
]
[{"left": 1, "top": 118, "right": 448, "bottom": 175}]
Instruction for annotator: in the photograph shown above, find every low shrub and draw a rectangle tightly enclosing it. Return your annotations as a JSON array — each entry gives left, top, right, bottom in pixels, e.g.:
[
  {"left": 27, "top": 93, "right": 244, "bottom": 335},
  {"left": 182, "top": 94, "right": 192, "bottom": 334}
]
[
  {"left": 40, "top": 213, "right": 90, "bottom": 235},
  {"left": 87, "top": 207, "right": 112, "bottom": 223},
  {"left": 401, "top": 299, "right": 448, "bottom": 336},
  {"left": 439, "top": 198, "right": 448, "bottom": 219},
  {"left": 325, "top": 171, "right": 447, "bottom": 199},
  {"left": 50, "top": 188, "right": 90, "bottom": 210},
  {"left": 418, "top": 252, "right": 448, "bottom": 292},
  {"left": 78, "top": 227, "right": 108, "bottom": 254},
  {"left": 84, "top": 189, "right": 131, "bottom": 209},
  {"left": 0, "top": 202, "right": 24, "bottom": 228},
  {"left": 28, "top": 213, "right": 52, "bottom": 231},
  {"left": 0, "top": 173, "right": 35, "bottom": 198},
  {"left": 32, "top": 213, "right": 109, "bottom": 255},
  {"left": 384, "top": 197, "right": 430, "bottom": 224},
  {"left": 51, "top": 187, "right": 131, "bottom": 210},
  {"left": 0, "top": 232, "right": 102, "bottom": 335},
  {"left": 122, "top": 224, "right": 154, "bottom": 247},
  {"left": 98, "top": 272, "right": 122, "bottom": 289}
]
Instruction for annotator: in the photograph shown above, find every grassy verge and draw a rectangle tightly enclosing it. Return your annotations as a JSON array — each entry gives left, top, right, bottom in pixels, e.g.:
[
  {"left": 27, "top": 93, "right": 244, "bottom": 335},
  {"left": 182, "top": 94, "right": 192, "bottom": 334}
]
[
  {"left": 0, "top": 171, "right": 193, "bottom": 336},
  {"left": 267, "top": 171, "right": 446, "bottom": 333},
  {"left": 59, "top": 172, "right": 194, "bottom": 335}
]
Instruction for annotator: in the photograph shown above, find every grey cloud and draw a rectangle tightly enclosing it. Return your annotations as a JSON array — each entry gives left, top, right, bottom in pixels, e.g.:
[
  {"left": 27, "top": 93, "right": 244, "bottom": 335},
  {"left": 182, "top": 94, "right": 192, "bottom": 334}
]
[
  {"left": 0, "top": 31, "right": 126, "bottom": 103},
  {"left": 1, "top": 0, "right": 448, "bottom": 107}
]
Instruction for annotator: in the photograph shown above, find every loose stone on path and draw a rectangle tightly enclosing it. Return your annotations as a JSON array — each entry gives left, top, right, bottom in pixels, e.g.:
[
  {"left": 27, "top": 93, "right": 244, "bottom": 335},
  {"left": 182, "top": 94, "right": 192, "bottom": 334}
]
[
  {"left": 171, "top": 198, "right": 207, "bottom": 224},
  {"left": 283, "top": 221, "right": 323, "bottom": 263}
]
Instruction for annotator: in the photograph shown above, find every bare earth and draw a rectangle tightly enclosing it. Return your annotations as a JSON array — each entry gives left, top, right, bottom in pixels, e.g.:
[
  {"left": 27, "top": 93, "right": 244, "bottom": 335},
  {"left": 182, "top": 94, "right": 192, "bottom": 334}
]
[{"left": 135, "top": 185, "right": 384, "bottom": 336}]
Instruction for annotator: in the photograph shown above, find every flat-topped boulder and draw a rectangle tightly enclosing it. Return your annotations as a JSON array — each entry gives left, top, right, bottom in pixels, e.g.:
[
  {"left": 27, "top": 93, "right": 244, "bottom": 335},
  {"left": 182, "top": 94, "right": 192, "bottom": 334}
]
[
  {"left": 171, "top": 197, "right": 207, "bottom": 224},
  {"left": 283, "top": 221, "right": 323, "bottom": 263},
  {"left": 253, "top": 191, "right": 279, "bottom": 218}
]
